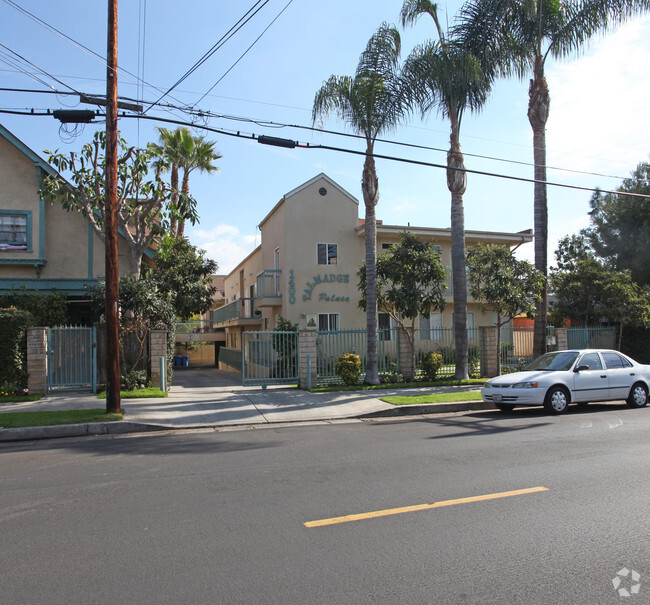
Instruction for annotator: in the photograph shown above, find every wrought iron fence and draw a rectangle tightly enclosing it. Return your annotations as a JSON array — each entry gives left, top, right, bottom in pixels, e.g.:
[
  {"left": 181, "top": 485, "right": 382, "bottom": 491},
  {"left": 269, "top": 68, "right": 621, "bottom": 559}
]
[
  {"left": 413, "top": 327, "right": 483, "bottom": 378},
  {"left": 218, "top": 347, "right": 242, "bottom": 372},
  {"left": 242, "top": 331, "right": 299, "bottom": 386},
  {"left": 567, "top": 326, "right": 616, "bottom": 349}
]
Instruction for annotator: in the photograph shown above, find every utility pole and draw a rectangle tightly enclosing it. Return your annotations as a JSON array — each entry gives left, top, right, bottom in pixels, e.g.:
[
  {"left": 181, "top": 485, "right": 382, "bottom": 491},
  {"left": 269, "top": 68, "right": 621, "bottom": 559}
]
[{"left": 105, "top": 0, "right": 121, "bottom": 414}]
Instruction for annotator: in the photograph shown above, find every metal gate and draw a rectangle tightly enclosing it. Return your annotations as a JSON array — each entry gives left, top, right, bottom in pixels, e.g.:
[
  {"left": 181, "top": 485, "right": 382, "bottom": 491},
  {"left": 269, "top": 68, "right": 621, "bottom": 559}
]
[
  {"left": 242, "top": 331, "right": 299, "bottom": 387},
  {"left": 47, "top": 326, "right": 97, "bottom": 392}
]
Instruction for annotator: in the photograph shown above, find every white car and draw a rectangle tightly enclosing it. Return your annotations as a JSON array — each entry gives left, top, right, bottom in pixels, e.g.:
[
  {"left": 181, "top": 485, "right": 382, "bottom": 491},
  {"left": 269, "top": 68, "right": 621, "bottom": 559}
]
[{"left": 482, "top": 349, "right": 650, "bottom": 414}]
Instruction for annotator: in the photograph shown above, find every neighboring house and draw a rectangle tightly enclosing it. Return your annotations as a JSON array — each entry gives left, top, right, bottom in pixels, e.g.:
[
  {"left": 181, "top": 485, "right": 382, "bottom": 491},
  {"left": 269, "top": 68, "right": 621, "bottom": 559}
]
[
  {"left": 0, "top": 123, "right": 153, "bottom": 323},
  {"left": 212, "top": 173, "right": 534, "bottom": 350}
]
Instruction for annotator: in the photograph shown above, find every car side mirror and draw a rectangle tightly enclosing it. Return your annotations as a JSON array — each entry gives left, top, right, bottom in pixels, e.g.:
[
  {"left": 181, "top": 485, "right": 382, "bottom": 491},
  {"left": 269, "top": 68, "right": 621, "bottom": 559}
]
[{"left": 574, "top": 365, "right": 590, "bottom": 372}]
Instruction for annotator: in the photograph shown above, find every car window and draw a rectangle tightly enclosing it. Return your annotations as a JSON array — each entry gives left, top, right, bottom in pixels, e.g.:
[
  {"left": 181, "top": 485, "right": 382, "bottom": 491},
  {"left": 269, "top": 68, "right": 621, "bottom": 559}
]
[
  {"left": 602, "top": 352, "right": 631, "bottom": 369},
  {"left": 578, "top": 353, "right": 603, "bottom": 370},
  {"left": 525, "top": 351, "right": 579, "bottom": 371}
]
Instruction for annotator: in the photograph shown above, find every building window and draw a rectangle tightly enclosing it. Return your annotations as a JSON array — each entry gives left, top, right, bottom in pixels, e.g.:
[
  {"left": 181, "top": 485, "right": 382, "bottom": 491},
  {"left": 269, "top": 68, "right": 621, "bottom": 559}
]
[
  {"left": 419, "top": 312, "right": 443, "bottom": 340},
  {"left": 318, "top": 313, "right": 339, "bottom": 331},
  {"left": 381, "top": 242, "right": 393, "bottom": 250},
  {"left": 317, "top": 243, "right": 338, "bottom": 265},
  {"left": 0, "top": 211, "right": 30, "bottom": 251},
  {"left": 378, "top": 313, "right": 395, "bottom": 341}
]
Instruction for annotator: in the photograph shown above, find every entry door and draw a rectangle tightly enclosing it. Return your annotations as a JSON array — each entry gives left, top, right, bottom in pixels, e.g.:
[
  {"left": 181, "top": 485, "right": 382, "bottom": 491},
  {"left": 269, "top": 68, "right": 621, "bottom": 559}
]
[{"left": 572, "top": 352, "right": 609, "bottom": 402}]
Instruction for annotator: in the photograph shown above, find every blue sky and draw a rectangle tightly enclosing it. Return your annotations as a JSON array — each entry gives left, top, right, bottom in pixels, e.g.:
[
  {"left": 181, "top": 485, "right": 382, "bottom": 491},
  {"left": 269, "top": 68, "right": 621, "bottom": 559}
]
[{"left": 2, "top": 0, "right": 649, "bottom": 274}]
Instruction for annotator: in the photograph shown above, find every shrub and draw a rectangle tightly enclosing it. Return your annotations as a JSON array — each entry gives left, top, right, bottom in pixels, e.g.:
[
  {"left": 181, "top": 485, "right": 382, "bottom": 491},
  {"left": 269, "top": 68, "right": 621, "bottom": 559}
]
[
  {"left": 421, "top": 352, "right": 444, "bottom": 381},
  {"left": 380, "top": 371, "right": 404, "bottom": 384},
  {"left": 0, "top": 307, "right": 32, "bottom": 389},
  {"left": 335, "top": 353, "right": 361, "bottom": 385},
  {"left": 121, "top": 369, "right": 150, "bottom": 391}
]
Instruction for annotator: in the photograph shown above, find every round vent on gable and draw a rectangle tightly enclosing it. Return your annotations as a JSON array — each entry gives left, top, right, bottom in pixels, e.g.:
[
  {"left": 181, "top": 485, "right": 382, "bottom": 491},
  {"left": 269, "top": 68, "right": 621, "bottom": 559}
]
[{"left": 319, "top": 187, "right": 327, "bottom": 196}]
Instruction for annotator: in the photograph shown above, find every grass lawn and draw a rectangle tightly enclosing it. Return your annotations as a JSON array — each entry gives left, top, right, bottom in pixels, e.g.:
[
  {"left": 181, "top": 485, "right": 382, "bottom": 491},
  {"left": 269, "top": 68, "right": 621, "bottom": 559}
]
[
  {"left": 97, "top": 388, "right": 167, "bottom": 399},
  {"left": 0, "top": 408, "right": 123, "bottom": 429},
  {"left": 382, "top": 391, "right": 484, "bottom": 405},
  {"left": 311, "top": 378, "right": 486, "bottom": 393},
  {"left": 0, "top": 394, "right": 42, "bottom": 404}
]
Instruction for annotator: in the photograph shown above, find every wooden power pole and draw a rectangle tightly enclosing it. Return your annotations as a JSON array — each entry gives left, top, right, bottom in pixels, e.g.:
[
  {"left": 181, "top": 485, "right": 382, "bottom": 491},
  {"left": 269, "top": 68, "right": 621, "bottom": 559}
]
[{"left": 105, "top": 0, "right": 121, "bottom": 414}]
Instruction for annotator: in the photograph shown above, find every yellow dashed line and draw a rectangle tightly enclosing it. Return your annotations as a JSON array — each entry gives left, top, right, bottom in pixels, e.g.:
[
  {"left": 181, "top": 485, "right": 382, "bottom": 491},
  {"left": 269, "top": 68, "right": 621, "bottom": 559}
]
[{"left": 304, "top": 486, "right": 549, "bottom": 528}]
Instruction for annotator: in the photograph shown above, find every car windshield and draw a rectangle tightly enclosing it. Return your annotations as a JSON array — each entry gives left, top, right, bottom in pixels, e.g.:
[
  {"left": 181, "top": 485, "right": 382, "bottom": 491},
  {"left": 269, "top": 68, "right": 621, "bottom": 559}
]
[{"left": 525, "top": 351, "right": 580, "bottom": 372}]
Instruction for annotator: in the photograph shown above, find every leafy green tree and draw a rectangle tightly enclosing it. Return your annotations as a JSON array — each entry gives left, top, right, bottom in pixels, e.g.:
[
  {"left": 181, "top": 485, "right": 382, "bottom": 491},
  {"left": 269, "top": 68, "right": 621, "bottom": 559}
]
[
  {"left": 146, "top": 236, "right": 218, "bottom": 320},
  {"left": 456, "top": 0, "right": 649, "bottom": 359},
  {"left": 42, "top": 131, "right": 198, "bottom": 277},
  {"left": 466, "top": 243, "right": 543, "bottom": 375},
  {"left": 358, "top": 232, "right": 448, "bottom": 380},
  {"left": 313, "top": 23, "right": 406, "bottom": 385},
  {"left": 0, "top": 289, "right": 68, "bottom": 326},
  {"left": 400, "top": 0, "right": 490, "bottom": 379},
  {"left": 550, "top": 235, "right": 650, "bottom": 349},
  {"left": 585, "top": 160, "right": 650, "bottom": 286}
]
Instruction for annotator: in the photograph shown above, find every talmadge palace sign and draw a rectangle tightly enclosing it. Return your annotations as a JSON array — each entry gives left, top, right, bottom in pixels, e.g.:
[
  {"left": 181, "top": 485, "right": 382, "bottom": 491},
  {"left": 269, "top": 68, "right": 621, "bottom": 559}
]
[{"left": 301, "top": 272, "right": 351, "bottom": 303}]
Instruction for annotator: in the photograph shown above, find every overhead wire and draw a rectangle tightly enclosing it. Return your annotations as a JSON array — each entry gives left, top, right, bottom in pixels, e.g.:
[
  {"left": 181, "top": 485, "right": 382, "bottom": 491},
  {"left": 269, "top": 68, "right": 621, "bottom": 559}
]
[
  {"left": 143, "top": 0, "right": 271, "bottom": 114},
  {"left": 192, "top": 0, "right": 295, "bottom": 109}
]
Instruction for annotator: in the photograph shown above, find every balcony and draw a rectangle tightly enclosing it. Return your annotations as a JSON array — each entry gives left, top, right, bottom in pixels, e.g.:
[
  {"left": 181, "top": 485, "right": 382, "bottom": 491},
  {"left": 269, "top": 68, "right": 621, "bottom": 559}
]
[
  {"left": 211, "top": 297, "right": 260, "bottom": 327},
  {"left": 256, "top": 269, "right": 282, "bottom": 307}
]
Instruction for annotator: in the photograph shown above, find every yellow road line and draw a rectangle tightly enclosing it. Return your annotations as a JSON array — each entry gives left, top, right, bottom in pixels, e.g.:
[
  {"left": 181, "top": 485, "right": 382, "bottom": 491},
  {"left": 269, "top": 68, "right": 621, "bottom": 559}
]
[{"left": 304, "top": 486, "right": 549, "bottom": 528}]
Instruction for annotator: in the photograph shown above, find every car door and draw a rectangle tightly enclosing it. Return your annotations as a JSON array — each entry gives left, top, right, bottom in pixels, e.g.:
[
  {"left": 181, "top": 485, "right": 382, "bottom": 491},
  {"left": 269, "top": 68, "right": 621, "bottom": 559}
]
[
  {"left": 572, "top": 352, "right": 610, "bottom": 402},
  {"left": 601, "top": 352, "right": 635, "bottom": 400}
]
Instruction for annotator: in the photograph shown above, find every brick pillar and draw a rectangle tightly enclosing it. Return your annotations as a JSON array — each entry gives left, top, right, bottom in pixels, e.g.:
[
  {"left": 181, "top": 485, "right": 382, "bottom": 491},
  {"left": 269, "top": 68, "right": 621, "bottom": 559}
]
[
  {"left": 27, "top": 327, "right": 47, "bottom": 394},
  {"left": 481, "top": 326, "right": 499, "bottom": 377},
  {"left": 149, "top": 330, "right": 168, "bottom": 390},
  {"left": 299, "top": 329, "right": 317, "bottom": 390},
  {"left": 556, "top": 327, "right": 568, "bottom": 351},
  {"left": 398, "top": 326, "right": 414, "bottom": 380}
]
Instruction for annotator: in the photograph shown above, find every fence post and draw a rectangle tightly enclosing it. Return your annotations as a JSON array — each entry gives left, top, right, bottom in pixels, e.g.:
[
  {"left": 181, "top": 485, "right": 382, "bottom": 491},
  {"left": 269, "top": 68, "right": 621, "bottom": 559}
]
[
  {"left": 27, "top": 327, "right": 48, "bottom": 394},
  {"left": 299, "top": 329, "right": 317, "bottom": 390},
  {"left": 150, "top": 330, "right": 168, "bottom": 390},
  {"left": 482, "top": 326, "right": 499, "bottom": 377},
  {"left": 556, "top": 328, "right": 568, "bottom": 351}
]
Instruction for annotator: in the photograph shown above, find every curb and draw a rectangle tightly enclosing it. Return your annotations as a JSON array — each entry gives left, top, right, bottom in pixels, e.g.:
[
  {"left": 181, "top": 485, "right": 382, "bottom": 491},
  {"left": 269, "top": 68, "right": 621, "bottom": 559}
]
[
  {"left": 0, "top": 421, "right": 168, "bottom": 443},
  {"left": 360, "top": 400, "right": 496, "bottom": 418},
  {"left": 0, "top": 401, "right": 496, "bottom": 442}
]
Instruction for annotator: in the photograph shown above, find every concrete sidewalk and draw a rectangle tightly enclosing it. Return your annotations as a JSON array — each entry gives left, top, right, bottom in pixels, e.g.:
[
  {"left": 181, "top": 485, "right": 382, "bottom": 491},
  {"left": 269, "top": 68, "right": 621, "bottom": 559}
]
[{"left": 0, "top": 367, "right": 491, "bottom": 441}]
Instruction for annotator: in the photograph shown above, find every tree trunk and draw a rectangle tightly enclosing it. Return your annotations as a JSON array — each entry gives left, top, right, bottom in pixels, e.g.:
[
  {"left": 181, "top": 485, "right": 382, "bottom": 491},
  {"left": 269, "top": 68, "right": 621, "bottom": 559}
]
[
  {"left": 170, "top": 164, "right": 179, "bottom": 238},
  {"left": 177, "top": 169, "right": 191, "bottom": 239},
  {"left": 448, "top": 122, "right": 469, "bottom": 380},
  {"left": 362, "top": 149, "right": 380, "bottom": 385},
  {"left": 496, "top": 314, "right": 502, "bottom": 376},
  {"left": 529, "top": 55, "right": 550, "bottom": 358}
]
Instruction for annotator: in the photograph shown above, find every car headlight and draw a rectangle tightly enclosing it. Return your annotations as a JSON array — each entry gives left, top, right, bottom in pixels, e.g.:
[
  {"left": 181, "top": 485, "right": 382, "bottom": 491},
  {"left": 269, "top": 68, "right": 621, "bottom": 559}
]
[
  {"left": 511, "top": 381, "right": 539, "bottom": 389},
  {"left": 484, "top": 381, "right": 492, "bottom": 388}
]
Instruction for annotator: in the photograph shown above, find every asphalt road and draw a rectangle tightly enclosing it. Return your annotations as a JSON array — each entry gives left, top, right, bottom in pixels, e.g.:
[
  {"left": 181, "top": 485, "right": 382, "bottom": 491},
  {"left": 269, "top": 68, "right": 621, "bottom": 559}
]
[{"left": 2, "top": 404, "right": 649, "bottom": 604}]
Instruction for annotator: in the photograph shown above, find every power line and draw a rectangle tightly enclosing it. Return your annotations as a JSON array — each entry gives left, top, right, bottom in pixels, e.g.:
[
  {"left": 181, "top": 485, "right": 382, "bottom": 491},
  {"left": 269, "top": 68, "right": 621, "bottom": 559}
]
[
  {"left": 6, "top": 108, "right": 640, "bottom": 200},
  {"left": 143, "top": 0, "right": 271, "bottom": 114},
  {"left": 192, "top": 0, "right": 294, "bottom": 109}
]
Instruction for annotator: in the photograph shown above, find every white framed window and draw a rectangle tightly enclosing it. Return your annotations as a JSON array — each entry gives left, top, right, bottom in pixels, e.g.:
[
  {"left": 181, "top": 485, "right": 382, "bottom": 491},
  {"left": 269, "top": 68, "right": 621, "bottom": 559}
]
[
  {"left": 317, "top": 243, "right": 338, "bottom": 265},
  {"left": 0, "top": 211, "right": 30, "bottom": 250},
  {"left": 318, "top": 313, "right": 339, "bottom": 331},
  {"left": 419, "top": 312, "right": 443, "bottom": 340},
  {"left": 378, "top": 313, "right": 398, "bottom": 341}
]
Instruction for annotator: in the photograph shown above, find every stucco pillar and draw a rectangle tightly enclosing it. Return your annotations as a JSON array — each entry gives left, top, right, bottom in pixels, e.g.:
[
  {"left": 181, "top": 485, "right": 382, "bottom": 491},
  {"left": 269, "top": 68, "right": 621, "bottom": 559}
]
[
  {"left": 27, "top": 327, "right": 47, "bottom": 394},
  {"left": 149, "top": 330, "right": 168, "bottom": 390},
  {"left": 398, "top": 327, "right": 414, "bottom": 380},
  {"left": 298, "top": 329, "right": 317, "bottom": 390},
  {"left": 481, "top": 326, "right": 499, "bottom": 378},
  {"left": 556, "top": 328, "right": 568, "bottom": 351}
]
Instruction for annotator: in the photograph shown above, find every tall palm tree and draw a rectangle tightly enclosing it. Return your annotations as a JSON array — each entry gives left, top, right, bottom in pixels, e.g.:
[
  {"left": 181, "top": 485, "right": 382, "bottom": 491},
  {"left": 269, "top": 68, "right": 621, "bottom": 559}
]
[
  {"left": 455, "top": 0, "right": 649, "bottom": 358},
  {"left": 151, "top": 127, "right": 221, "bottom": 238},
  {"left": 400, "top": 0, "right": 490, "bottom": 379},
  {"left": 176, "top": 135, "right": 222, "bottom": 238},
  {"left": 313, "top": 23, "right": 405, "bottom": 385}
]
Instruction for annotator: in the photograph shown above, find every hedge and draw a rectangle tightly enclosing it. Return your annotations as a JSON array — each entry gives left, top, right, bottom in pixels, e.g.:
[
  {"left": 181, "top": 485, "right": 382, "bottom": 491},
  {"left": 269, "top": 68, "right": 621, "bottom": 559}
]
[{"left": 0, "top": 308, "right": 33, "bottom": 388}]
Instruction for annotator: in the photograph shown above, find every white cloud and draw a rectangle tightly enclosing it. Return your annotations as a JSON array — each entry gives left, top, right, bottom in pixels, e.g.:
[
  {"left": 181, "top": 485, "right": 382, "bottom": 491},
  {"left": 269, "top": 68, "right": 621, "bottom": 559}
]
[
  {"left": 187, "top": 224, "right": 259, "bottom": 275},
  {"left": 547, "top": 17, "right": 650, "bottom": 179}
]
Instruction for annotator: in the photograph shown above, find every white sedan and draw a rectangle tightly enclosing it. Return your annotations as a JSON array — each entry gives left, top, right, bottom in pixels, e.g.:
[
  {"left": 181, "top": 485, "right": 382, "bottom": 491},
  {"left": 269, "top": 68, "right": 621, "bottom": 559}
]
[{"left": 482, "top": 349, "right": 650, "bottom": 414}]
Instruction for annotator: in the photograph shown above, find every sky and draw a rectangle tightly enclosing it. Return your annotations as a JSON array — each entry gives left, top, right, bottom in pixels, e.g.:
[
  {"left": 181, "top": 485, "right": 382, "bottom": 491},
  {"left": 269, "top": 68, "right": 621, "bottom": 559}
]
[{"left": 1, "top": 0, "right": 649, "bottom": 275}]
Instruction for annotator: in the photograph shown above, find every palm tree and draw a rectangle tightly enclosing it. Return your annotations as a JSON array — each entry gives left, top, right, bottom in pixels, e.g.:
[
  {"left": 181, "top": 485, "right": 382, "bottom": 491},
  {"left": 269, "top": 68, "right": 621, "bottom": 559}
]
[
  {"left": 455, "top": 0, "right": 649, "bottom": 358},
  {"left": 151, "top": 127, "right": 221, "bottom": 238},
  {"left": 313, "top": 23, "right": 405, "bottom": 385},
  {"left": 400, "top": 0, "right": 490, "bottom": 379},
  {"left": 177, "top": 135, "right": 222, "bottom": 238}
]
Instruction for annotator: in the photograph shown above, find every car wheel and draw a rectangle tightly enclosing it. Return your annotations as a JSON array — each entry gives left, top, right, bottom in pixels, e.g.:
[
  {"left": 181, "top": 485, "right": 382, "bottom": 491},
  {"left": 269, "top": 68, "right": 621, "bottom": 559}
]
[
  {"left": 626, "top": 383, "right": 649, "bottom": 408},
  {"left": 544, "top": 386, "right": 570, "bottom": 414},
  {"left": 495, "top": 403, "right": 516, "bottom": 412}
]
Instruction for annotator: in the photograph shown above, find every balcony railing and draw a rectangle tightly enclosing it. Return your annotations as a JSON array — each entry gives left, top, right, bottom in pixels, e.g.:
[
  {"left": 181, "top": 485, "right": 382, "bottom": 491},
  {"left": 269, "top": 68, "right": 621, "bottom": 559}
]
[
  {"left": 211, "top": 297, "right": 257, "bottom": 325},
  {"left": 256, "top": 269, "right": 281, "bottom": 306},
  {"left": 175, "top": 319, "right": 225, "bottom": 334}
]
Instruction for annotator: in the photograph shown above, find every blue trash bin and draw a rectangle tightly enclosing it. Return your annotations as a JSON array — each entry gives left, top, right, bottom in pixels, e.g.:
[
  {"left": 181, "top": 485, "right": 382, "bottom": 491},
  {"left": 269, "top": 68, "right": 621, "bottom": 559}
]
[
  {"left": 182, "top": 355, "right": 189, "bottom": 367},
  {"left": 173, "top": 355, "right": 181, "bottom": 367}
]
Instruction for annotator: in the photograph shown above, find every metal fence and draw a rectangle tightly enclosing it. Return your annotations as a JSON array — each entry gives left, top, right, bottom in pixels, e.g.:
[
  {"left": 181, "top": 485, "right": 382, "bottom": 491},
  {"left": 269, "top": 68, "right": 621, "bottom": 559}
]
[
  {"left": 47, "top": 326, "right": 97, "bottom": 392},
  {"left": 242, "top": 331, "right": 299, "bottom": 386},
  {"left": 567, "top": 326, "right": 616, "bottom": 350},
  {"left": 413, "top": 327, "right": 484, "bottom": 378},
  {"left": 218, "top": 347, "right": 242, "bottom": 372}
]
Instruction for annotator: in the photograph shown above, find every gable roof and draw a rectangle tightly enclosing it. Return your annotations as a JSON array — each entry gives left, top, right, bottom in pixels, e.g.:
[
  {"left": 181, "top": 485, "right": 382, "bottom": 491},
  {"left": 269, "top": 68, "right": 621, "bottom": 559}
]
[
  {"left": 258, "top": 173, "right": 358, "bottom": 228},
  {"left": 0, "top": 123, "right": 58, "bottom": 178}
]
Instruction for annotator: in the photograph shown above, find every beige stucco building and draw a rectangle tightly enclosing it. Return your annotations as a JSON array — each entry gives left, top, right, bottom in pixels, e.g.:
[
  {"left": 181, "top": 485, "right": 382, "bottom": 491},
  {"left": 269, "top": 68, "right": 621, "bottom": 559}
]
[
  {"left": 0, "top": 123, "right": 150, "bottom": 322},
  {"left": 213, "top": 173, "right": 533, "bottom": 349}
]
